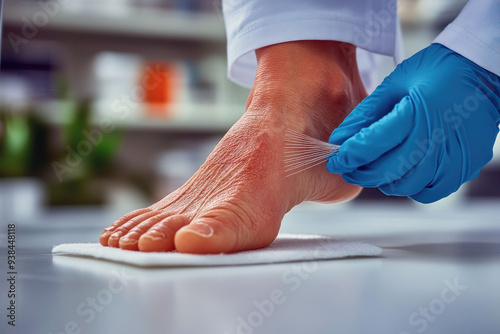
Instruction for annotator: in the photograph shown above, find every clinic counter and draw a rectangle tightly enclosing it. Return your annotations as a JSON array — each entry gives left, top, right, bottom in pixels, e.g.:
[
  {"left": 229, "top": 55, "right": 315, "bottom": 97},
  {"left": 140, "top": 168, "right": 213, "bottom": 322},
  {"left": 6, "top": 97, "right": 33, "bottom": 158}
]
[{"left": 3, "top": 201, "right": 500, "bottom": 334}]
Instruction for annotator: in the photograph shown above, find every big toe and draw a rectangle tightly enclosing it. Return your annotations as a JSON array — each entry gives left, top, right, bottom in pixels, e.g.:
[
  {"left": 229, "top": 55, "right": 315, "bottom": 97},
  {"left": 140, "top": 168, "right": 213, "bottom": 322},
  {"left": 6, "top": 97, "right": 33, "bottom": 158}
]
[
  {"left": 174, "top": 218, "right": 237, "bottom": 254},
  {"left": 174, "top": 217, "right": 277, "bottom": 254}
]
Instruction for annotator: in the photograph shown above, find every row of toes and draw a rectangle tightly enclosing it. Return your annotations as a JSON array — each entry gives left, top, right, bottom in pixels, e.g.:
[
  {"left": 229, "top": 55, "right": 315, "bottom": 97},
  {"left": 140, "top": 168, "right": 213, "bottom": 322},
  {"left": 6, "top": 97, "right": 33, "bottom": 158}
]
[{"left": 99, "top": 208, "right": 190, "bottom": 252}]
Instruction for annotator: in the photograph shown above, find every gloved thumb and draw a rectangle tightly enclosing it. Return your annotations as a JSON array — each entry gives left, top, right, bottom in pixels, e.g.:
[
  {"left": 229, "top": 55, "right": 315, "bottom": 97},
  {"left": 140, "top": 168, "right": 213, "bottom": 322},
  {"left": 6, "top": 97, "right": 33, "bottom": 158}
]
[
  {"left": 327, "top": 95, "right": 415, "bottom": 175},
  {"left": 329, "top": 76, "right": 405, "bottom": 146}
]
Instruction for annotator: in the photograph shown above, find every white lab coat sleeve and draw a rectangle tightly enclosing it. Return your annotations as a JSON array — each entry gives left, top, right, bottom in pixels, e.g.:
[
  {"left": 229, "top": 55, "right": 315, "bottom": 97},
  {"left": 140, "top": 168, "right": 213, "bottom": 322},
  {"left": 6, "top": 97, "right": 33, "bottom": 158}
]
[
  {"left": 433, "top": 0, "right": 500, "bottom": 77},
  {"left": 222, "top": 0, "right": 403, "bottom": 92}
]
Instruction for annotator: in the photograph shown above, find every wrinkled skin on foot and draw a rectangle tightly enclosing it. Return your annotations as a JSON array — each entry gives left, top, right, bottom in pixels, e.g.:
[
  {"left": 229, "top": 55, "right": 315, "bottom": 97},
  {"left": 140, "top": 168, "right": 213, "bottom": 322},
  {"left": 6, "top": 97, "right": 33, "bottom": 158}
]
[{"left": 100, "top": 41, "right": 366, "bottom": 254}]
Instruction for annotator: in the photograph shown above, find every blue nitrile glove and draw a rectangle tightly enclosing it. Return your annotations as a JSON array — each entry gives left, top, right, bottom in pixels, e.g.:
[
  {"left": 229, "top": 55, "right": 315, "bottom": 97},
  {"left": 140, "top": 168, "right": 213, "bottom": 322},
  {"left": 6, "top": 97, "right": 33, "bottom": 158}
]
[{"left": 327, "top": 44, "right": 500, "bottom": 203}]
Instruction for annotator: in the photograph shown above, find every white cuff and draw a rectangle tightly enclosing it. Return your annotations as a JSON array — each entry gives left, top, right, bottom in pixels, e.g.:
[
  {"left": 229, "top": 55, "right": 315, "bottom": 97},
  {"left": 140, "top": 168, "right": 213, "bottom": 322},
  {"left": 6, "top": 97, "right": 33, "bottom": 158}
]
[
  {"left": 223, "top": 0, "right": 403, "bottom": 91},
  {"left": 433, "top": 0, "right": 500, "bottom": 77}
]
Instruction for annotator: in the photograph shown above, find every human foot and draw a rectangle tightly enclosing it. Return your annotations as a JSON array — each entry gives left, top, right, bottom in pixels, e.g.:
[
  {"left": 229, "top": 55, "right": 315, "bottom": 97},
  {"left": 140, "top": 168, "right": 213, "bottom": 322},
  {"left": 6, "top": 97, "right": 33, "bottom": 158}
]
[{"left": 100, "top": 41, "right": 366, "bottom": 254}]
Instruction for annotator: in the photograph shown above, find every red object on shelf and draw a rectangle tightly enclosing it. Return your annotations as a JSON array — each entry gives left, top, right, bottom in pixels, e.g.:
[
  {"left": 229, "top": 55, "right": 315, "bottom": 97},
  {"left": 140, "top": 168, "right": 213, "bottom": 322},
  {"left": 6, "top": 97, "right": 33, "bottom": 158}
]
[{"left": 141, "top": 61, "right": 179, "bottom": 118}]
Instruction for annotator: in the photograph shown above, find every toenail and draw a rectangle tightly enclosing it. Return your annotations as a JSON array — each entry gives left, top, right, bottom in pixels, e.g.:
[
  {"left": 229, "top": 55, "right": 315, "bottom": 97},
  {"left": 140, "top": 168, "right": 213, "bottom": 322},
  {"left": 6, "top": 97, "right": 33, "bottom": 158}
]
[
  {"left": 119, "top": 237, "right": 137, "bottom": 245},
  {"left": 101, "top": 231, "right": 112, "bottom": 238},
  {"left": 187, "top": 222, "right": 213, "bottom": 237},
  {"left": 142, "top": 231, "right": 166, "bottom": 241},
  {"left": 109, "top": 232, "right": 123, "bottom": 239}
]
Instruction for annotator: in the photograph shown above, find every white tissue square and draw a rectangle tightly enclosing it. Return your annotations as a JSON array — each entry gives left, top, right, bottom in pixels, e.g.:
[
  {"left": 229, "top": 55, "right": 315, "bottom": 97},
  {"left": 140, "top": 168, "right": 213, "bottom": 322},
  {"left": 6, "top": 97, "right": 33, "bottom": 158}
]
[{"left": 52, "top": 234, "right": 381, "bottom": 267}]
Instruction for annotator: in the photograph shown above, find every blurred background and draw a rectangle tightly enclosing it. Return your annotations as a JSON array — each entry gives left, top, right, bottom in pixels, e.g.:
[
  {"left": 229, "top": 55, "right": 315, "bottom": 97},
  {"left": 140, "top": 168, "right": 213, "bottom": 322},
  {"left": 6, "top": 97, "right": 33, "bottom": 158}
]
[{"left": 0, "top": 0, "right": 499, "bottom": 225}]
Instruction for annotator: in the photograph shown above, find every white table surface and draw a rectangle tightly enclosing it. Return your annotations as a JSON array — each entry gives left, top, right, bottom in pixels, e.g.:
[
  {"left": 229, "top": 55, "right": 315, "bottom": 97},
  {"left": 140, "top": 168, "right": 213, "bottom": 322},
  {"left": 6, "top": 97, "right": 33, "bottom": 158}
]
[{"left": 2, "top": 201, "right": 500, "bottom": 334}]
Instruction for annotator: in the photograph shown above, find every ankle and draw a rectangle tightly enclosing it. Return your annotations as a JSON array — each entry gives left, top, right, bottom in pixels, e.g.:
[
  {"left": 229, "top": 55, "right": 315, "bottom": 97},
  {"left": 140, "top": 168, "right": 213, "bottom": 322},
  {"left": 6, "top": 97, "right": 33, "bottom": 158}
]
[{"left": 247, "top": 41, "right": 366, "bottom": 140}]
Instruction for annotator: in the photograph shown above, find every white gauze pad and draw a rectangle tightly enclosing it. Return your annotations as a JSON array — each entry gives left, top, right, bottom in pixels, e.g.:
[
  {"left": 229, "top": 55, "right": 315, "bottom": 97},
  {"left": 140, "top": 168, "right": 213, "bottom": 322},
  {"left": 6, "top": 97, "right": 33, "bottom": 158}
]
[{"left": 52, "top": 234, "right": 381, "bottom": 267}]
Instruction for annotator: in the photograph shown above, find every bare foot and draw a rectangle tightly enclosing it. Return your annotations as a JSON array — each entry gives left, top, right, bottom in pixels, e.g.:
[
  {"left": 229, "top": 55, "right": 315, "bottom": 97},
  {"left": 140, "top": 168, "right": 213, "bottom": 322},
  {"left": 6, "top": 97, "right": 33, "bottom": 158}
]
[{"left": 100, "top": 41, "right": 366, "bottom": 254}]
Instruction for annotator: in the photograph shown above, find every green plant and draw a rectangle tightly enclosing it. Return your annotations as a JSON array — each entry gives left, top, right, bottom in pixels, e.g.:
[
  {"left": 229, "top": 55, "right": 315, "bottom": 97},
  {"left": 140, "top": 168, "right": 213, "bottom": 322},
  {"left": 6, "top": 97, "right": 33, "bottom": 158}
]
[
  {"left": 0, "top": 108, "right": 50, "bottom": 178},
  {"left": 48, "top": 99, "right": 123, "bottom": 205}
]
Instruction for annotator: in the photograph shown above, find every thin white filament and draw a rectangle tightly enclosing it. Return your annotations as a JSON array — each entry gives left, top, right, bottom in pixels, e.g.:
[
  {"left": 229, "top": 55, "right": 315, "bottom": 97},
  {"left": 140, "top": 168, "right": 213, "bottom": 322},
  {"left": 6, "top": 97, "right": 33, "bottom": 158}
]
[{"left": 284, "top": 129, "right": 340, "bottom": 177}]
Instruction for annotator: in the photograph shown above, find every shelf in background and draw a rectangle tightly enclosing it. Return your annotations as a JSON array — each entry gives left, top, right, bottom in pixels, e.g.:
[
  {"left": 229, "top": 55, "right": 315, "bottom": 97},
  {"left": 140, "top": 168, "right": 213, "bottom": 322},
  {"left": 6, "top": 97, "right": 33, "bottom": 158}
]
[
  {"left": 36, "top": 100, "right": 244, "bottom": 133},
  {"left": 4, "top": 0, "right": 226, "bottom": 43}
]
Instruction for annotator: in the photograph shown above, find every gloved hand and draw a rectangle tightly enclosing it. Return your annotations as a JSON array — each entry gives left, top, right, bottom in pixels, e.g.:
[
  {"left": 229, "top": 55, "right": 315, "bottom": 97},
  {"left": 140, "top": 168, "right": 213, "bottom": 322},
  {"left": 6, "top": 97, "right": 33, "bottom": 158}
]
[{"left": 327, "top": 44, "right": 500, "bottom": 203}]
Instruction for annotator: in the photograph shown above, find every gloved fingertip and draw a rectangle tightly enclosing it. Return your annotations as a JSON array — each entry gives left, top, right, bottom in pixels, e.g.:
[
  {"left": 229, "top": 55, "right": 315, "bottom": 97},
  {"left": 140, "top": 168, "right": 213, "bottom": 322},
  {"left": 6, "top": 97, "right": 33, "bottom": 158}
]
[
  {"left": 326, "top": 155, "right": 341, "bottom": 174},
  {"left": 340, "top": 173, "right": 359, "bottom": 186},
  {"left": 378, "top": 184, "right": 397, "bottom": 196},
  {"left": 326, "top": 150, "right": 354, "bottom": 174},
  {"left": 409, "top": 192, "right": 441, "bottom": 204},
  {"left": 465, "top": 170, "right": 481, "bottom": 183},
  {"left": 341, "top": 172, "right": 383, "bottom": 188},
  {"left": 328, "top": 128, "right": 348, "bottom": 145},
  {"left": 379, "top": 182, "right": 418, "bottom": 197}
]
